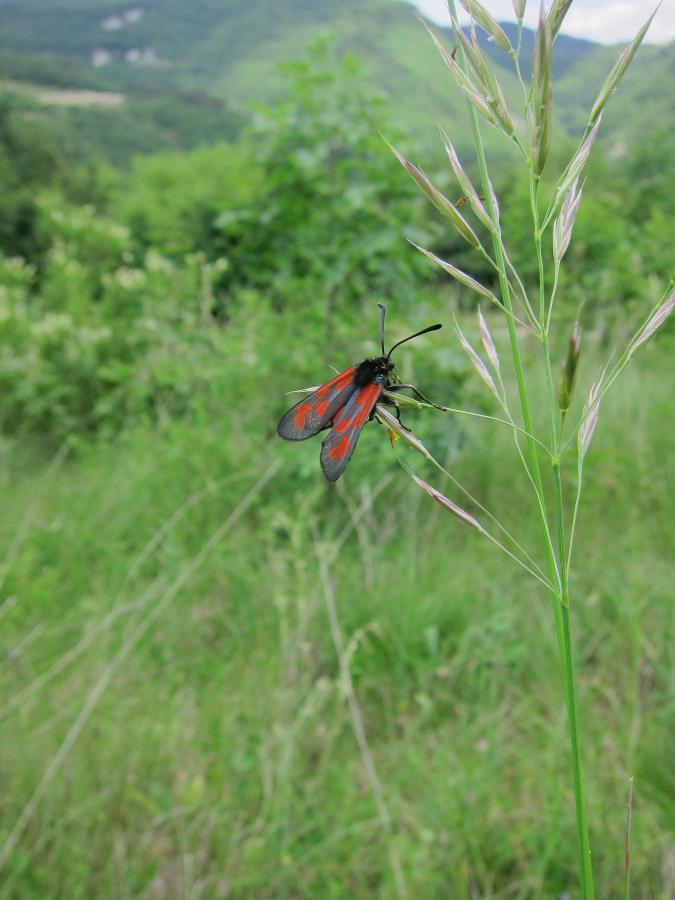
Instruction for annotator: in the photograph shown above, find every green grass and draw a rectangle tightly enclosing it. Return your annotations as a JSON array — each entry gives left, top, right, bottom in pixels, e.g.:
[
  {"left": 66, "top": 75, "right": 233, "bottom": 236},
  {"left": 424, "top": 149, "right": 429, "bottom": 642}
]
[{"left": 0, "top": 330, "right": 673, "bottom": 898}]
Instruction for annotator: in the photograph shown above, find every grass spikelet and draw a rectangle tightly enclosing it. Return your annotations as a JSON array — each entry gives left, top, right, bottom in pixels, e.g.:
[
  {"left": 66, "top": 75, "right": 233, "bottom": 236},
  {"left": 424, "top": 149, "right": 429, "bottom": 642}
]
[
  {"left": 404, "top": 465, "right": 485, "bottom": 531},
  {"left": 426, "top": 25, "right": 504, "bottom": 131},
  {"left": 387, "top": 142, "right": 482, "bottom": 248},
  {"left": 557, "top": 321, "right": 581, "bottom": 412},
  {"left": 532, "top": 2, "right": 553, "bottom": 176},
  {"left": 512, "top": 0, "right": 526, "bottom": 23},
  {"left": 553, "top": 178, "right": 583, "bottom": 260},
  {"left": 627, "top": 288, "right": 675, "bottom": 358},
  {"left": 410, "top": 242, "right": 499, "bottom": 303},
  {"left": 458, "top": 0, "right": 512, "bottom": 53},
  {"left": 454, "top": 319, "right": 499, "bottom": 397},
  {"left": 590, "top": 9, "right": 658, "bottom": 124},
  {"left": 441, "top": 131, "right": 494, "bottom": 231},
  {"left": 478, "top": 309, "right": 500, "bottom": 372},
  {"left": 547, "top": 0, "right": 574, "bottom": 39}
]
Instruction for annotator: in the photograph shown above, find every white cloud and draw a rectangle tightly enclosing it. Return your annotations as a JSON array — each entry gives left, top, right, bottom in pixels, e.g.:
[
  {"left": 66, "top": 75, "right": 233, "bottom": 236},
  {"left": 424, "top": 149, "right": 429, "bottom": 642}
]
[{"left": 405, "top": 0, "right": 675, "bottom": 44}]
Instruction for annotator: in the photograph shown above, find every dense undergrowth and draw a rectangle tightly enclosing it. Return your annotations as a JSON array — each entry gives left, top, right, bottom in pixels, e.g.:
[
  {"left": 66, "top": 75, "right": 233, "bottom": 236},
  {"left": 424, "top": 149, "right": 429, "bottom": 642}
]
[{"left": 1, "top": 325, "right": 673, "bottom": 897}]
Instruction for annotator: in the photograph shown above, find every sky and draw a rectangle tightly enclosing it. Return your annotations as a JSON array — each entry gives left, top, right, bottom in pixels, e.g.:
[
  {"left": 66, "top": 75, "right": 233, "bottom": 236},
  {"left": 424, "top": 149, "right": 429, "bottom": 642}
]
[{"left": 406, "top": 0, "right": 675, "bottom": 44}]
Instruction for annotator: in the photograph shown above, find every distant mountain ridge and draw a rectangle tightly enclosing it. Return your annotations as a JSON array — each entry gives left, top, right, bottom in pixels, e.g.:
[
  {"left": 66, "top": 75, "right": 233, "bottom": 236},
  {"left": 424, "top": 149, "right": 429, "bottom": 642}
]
[{"left": 0, "top": 0, "right": 672, "bottom": 163}]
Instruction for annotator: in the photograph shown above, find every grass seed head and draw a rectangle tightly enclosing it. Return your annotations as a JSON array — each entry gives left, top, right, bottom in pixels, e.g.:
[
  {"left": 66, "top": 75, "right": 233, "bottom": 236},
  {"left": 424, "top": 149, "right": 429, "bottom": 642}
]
[
  {"left": 478, "top": 309, "right": 500, "bottom": 372},
  {"left": 411, "top": 242, "right": 498, "bottom": 302},
  {"left": 546, "top": 0, "right": 574, "bottom": 39},
  {"left": 375, "top": 405, "right": 434, "bottom": 461},
  {"left": 388, "top": 141, "right": 482, "bottom": 248},
  {"left": 554, "top": 178, "right": 583, "bottom": 260},
  {"left": 512, "top": 0, "right": 526, "bottom": 23},
  {"left": 405, "top": 466, "right": 485, "bottom": 531},
  {"left": 579, "top": 367, "right": 607, "bottom": 458},
  {"left": 458, "top": 0, "right": 513, "bottom": 53},
  {"left": 441, "top": 132, "right": 494, "bottom": 232},
  {"left": 590, "top": 9, "right": 658, "bottom": 125},
  {"left": 532, "top": 2, "right": 553, "bottom": 176},
  {"left": 557, "top": 321, "right": 581, "bottom": 412},
  {"left": 427, "top": 25, "right": 504, "bottom": 132},
  {"left": 553, "top": 115, "right": 601, "bottom": 217},
  {"left": 628, "top": 289, "right": 675, "bottom": 358},
  {"left": 454, "top": 319, "right": 499, "bottom": 398}
]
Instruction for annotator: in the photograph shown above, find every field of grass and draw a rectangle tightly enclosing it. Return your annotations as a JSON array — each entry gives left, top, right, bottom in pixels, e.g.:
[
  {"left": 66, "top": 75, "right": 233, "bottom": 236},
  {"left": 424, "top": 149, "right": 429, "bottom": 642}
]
[{"left": 1, "top": 319, "right": 672, "bottom": 898}]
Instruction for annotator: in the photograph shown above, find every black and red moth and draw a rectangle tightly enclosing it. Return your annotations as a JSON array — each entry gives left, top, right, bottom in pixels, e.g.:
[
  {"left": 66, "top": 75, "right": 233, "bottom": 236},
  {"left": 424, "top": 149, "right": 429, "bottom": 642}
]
[{"left": 277, "top": 304, "right": 442, "bottom": 482}]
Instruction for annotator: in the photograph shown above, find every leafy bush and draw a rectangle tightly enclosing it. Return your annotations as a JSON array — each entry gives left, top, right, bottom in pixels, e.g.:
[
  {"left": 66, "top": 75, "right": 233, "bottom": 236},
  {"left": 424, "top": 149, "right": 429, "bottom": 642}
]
[
  {"left": 0, "top": 200, "right": 226, "bottom": 441},
  {"left": 208, "top": 42, "right": 453, "bottom": 311}
]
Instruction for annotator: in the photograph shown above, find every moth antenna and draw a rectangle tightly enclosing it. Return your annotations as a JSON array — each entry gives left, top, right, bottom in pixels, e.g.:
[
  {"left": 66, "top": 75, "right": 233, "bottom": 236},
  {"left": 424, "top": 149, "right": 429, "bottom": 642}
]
[
  {"left": 388, "top": 322, "right": 442, "bottom": 356},
  {"left": 377, "top": 303, "right": 387, "bottom": 356}
]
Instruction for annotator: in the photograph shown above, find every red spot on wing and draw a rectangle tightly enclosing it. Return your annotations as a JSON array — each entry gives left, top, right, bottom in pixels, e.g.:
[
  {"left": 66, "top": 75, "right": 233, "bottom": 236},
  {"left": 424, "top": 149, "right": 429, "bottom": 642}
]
[
  {"left": 335, "top": 415, "right": 352, "bottom": 433},
  {"left": 293, "top": 403, "right": 311, "bottom": 428},
  {"left": 315, "top": 398, "right": 330, "bottom": 417},
  {"left": 354, "top": 406, "right": 371, "bottom": 427},
  {"left": 329, "top": 434, "right": 352, "bottom": 460},
  {"left": 319, "top": 366, "right": 357, "bottom": 395},
  {"left": 335, "top": 367, "right": 357, "bottom": 385},
  {"left": 357, "top": 383, "right": 382, "bottom": 411}
]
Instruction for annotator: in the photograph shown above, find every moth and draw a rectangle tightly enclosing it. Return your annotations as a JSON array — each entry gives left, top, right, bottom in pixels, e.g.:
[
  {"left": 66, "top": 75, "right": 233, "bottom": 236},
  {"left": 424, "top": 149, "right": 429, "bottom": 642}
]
[{"left": 277, "top": 304, "right": 442, "bottom": 481}]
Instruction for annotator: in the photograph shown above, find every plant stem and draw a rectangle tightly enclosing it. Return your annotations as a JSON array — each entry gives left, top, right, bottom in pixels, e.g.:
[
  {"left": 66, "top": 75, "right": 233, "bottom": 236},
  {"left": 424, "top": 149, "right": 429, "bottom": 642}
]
[
  {"left": 561, "top": 603, "right": 595, "bottom": 896},
  {"left": 535, "top": 158, "right": 596, "bottom": 899},
  {"left": 446, "top": 5, "right": 595, "bottom": 894}
]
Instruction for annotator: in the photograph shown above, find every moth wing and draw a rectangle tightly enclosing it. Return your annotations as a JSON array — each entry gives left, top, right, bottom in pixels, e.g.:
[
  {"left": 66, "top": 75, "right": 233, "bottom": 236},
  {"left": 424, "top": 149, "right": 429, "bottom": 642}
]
[
  {"left": 320, "top": 381, "right": 383, "bottom": 482},
  {"left": 277, "top": 366, "right": 358, "bottom": 441}
]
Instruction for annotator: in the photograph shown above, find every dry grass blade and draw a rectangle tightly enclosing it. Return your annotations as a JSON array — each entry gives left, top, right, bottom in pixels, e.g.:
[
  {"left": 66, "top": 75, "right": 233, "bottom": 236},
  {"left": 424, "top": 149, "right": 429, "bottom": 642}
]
[
  {"left": 412, "top": 242, "right": 532, "bottom": 329},
  {"left": 590, "top": 8, "right": 658, "bottom": 124}
]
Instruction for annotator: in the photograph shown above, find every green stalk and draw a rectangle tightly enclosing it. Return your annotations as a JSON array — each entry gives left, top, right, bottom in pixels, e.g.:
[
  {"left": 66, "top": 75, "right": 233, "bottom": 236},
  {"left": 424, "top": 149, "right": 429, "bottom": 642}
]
[
  {"left": 446, "top": 4, "right": 595, "bottom": 894},
  {"left": 534, "top": 162, "right": 596, "bottom": 897},
  {"left": 553, "top": 461, "right": 595, "bottom": 896}
]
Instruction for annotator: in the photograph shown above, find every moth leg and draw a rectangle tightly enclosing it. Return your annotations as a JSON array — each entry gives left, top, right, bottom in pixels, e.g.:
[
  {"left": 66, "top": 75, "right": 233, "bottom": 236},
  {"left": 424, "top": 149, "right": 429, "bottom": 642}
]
[{"left": 391, "top": 398, "right": 411, "bottom": 432}]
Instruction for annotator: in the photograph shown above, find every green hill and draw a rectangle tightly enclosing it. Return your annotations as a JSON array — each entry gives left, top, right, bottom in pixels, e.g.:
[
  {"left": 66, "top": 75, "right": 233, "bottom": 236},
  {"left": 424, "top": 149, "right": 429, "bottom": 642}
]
[{"left": 0, "top": 0, "right": 672, "bottom": 164}]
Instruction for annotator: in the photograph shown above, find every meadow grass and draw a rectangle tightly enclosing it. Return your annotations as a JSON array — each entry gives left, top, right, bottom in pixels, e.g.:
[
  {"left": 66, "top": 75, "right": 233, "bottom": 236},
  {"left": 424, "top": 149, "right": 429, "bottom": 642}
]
[{"left": 1, "top": 335, "right": 672, "bottom": 898}]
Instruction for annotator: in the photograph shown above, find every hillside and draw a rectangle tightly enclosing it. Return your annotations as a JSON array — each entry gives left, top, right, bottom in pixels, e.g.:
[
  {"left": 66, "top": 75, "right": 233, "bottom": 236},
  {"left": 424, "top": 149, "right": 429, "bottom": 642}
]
[{"left": 0, "top": 0, "right": 672, "bottom": 164}]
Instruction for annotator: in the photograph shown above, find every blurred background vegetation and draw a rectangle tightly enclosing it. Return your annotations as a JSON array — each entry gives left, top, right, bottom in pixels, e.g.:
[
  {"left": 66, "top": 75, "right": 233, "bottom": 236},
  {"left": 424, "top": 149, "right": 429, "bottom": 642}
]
[{"left": 0, "top": 0, "right": 673, "bottom": 897}]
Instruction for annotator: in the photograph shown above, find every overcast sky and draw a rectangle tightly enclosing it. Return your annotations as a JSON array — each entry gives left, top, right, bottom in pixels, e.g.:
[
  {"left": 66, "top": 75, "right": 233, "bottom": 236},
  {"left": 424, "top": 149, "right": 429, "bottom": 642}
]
[{"left": 406, "top": 0, "right": 675, "bottom": 44}]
